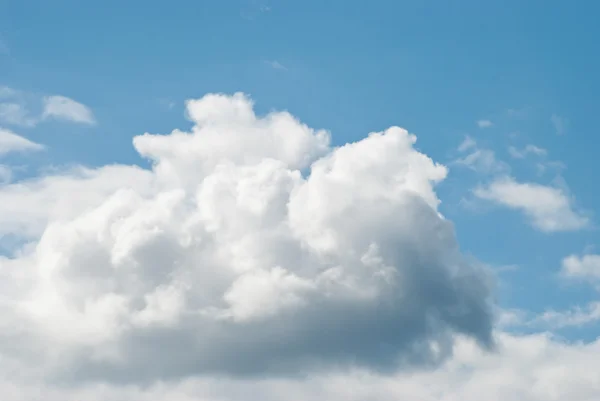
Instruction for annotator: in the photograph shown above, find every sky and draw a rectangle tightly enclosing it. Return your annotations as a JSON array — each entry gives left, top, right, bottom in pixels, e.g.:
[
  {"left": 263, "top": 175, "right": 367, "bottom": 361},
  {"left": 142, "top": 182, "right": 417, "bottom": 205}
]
[{"left": 0, "top": 0, "right": 600, "bottom": 399}]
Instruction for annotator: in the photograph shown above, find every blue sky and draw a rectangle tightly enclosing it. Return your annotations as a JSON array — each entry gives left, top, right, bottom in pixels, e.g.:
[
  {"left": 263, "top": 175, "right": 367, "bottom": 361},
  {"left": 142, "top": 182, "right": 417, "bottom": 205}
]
[{"left": 0, "top": 1, "right": 600, "bottom": 399}]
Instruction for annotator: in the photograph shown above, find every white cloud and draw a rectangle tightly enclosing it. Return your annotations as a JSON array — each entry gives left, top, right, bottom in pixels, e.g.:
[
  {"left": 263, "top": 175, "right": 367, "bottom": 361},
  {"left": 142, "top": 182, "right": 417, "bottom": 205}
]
[
  {"left": 0, "top": 103, "right": 38, "bottom": 127},
  {"left": 0, "top": 87, "right": 17, "bottom": 99},
  {"left": 458, "top": 136, "right": 476, "bottom": 152},
  {"left": 530, "top": 302, "right": 600, "bottom": 330},
  {"left": 477, "top": 119, "right": 493, "bottom": 128},
  {"left": 535, "top": 161, "right": 565, "bottom": 177},
  {"left": 454, "top": 137, "right": 508, "bottom": 175},
  {"left": 0, "top": 93, "right": 495, "bottom": 386},
  {"left": 0, "top": 93, "right": 598, "bottom": 400},
  {"left": 455, "top": 149, "right": 508, "bottom": 175},
  {"left": 0, "top": 164, "right": 153, "bottom": 238},
  {"left": 508, "top": 144, "right": 547, "bottom": 159},
  {"left": 0, "top": 88, "right": 95, "bottom": 127},
  {"left": 473, "top": 177, "right": 588, "bottom": 232},
  {"left": 0, "top": 128, "right": 43, "bottom": 155},
  {"left": 562, "top": 254, "right": 600, "bottom": 281},
  {"left": 42, "top": 95, "right": 96, "bottom": 125},
  {"left": 551, "top": 114, "right": 567, "bottom": 135}
]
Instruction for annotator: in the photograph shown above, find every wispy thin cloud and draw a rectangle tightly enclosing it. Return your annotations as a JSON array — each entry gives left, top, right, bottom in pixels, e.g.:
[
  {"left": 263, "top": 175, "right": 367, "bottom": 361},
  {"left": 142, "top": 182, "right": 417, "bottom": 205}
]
[
  {"left": 42, "top": 95, "right": 96, "bottom": 125},
  {"left": 0, "top": 128, "right": 44, "bottom": 155},
  {"left": 457, "top": 136, "right": 476, "bottom": 152},
  {"left": 508, "top": 144, "right": 547, "bottom": 159},
  {"left": 507, "top": 107, "right": 528, "bottom": 119},
  {"left": 551, "top": 114, "right": 567, "bottom": 135},
  {"left": 453, "top": 136, "right": 508, "bottom": 175},
  {"left": 500, "top": 302, "right": 600, "bottom": 330},
  {"left": 0, "top": 87, "right": 18, "bottom": 99},
  {"left": 477, "top": 119, "right": 493, "bottom": 128},
  {"left": 0, "top": 87, "right": 97, "bottom": 128},
  {"left": 531, "top": 302, "right": 600, "bottom": 330},
  {"left": 0, "top": 103, "right": 37, "bottom": 127},
  {"left": 157, "top": 98, "right": 176, "bottom": 111},
  {"left": 474, "top": 177, "right": 588, "bottom": 233},
  {"left": 241, "top": 1, "right": 271, "bottom": 20},
  {"left": 264, "top": 60, "right": 288, "bottom": 71}
]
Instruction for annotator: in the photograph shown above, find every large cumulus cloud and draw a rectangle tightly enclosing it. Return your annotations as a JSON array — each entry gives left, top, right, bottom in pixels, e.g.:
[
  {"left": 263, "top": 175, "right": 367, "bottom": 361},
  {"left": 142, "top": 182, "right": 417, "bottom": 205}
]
[{"left": 0, "top": 93, "right": 493, "bottom": 384}]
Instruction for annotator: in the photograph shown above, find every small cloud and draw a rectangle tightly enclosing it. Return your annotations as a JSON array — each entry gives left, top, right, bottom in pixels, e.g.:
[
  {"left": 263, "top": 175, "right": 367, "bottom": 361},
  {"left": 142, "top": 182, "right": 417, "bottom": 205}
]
[
  {"left": 264, "top": 60, "right": 288, "bottom": 71},
  {"left": 529, "top": 302, "right": 600, "bottom": 330},
  {"left": 0, "top": 103, "right": 38, "bottom": 127},
  {"left": 454, "top": 137, "right": 508, "bottom": 175},
  {"left": 562, "top": 254, "right": 600, "bottom": 281},
  {"left": 457, "top": 136, "right": 476, "bottom": 152},
  {"left": 535, "top": 160, "right": 566, "bottom": 176},
  {"left": 0, "top": 87, "right": 95, "bottom": 128},
  {"left": 473, "top": 177, "right": 589, "bottom": 232},
  {"left": 455, "top": 149, "right": 508, "bottom": 175},
  {"left": 0, "top": 86, "right": 18, "bottom": 99},
  {"left": 477, "top": 119, "right": 493, "bottom": 128},
  {"left": 42, "top": 95, "right": 96, "bottom": 125},
  {"left": 524, "top": 144, "right": 547, "bottom": 156},
  {"left": 0, "top": 128, "right": 44, "bottom": 155},
  {"left": 497, "top": 308, "right": 527, "bottom": 328},
  {"left": 507, "top": 147, "right": 521, "bottom": 159},
  {"left": 504, "top": 302, "right": 600, "bottom": 331},
  {"left": 551, "top": 114, "right": 567, "bottom": 135},
  {"left": 0, "top": 88, "right": 37, "bottom": 127},
  {"left": 508, "top": 144, "right": 547, "bottom": 159}
]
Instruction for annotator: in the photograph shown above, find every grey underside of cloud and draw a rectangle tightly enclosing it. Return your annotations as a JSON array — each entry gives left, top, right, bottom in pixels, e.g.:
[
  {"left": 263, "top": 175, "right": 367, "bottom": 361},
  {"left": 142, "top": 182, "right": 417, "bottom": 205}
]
[
  {"left": 0, "top": 93, "right": 494, "bottom": 386},
  {"left": 57, "top": 198, "right": 493, "bottom": 384}
]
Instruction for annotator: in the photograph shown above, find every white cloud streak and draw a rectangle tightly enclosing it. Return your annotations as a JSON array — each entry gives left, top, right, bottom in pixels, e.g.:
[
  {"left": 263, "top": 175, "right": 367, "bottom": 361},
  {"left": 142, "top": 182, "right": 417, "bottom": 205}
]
[
  {"left": 530, "top": 302, "right": 600, "bottom": 330},
  {"left": 42, "top": 95, "right": 96, "bottom": 125},
  {"left": 0, "top": 128, "right": 43, "bottom": 155},
  {"left": 454, "top": 137, "right": 508, "bottom": 175},
  {"left": 562, "top": 254, "right": 600, "bottom": 281},
  {"left": 508, "top": 144, "right": 547, "bottom": 159},
  {"left": 265, "top": 60, "right": 288, "bottom": 70},
  {"left": 551, "top": 114, "right": 567, "bottom": 135},
  {"left": 0, "top": 87, "right": 96, "bottom": 127},
  {"left": 0, "top": 103, "right": 38, "bottom": 127},
  {"left": 473, "top": 177, "right": 588, "bottom": 232},
  {"left": 477, "top": 119, "right": 493, "bottom": 128}
]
